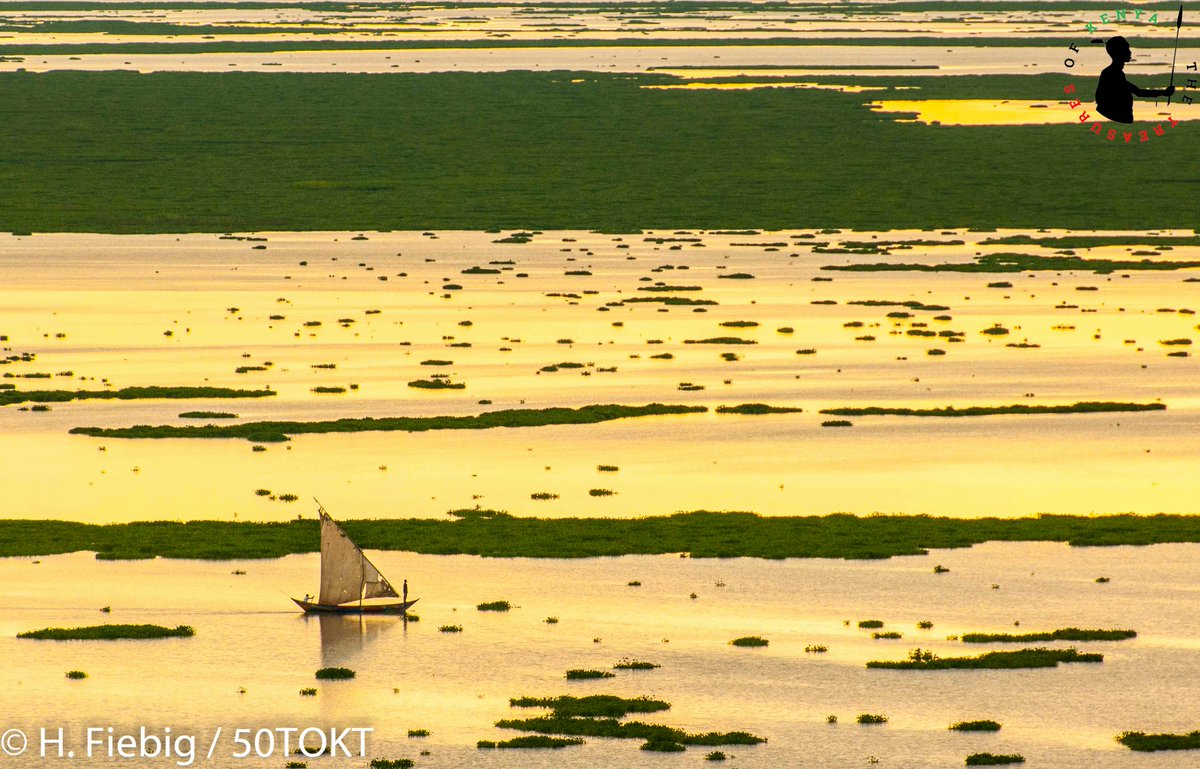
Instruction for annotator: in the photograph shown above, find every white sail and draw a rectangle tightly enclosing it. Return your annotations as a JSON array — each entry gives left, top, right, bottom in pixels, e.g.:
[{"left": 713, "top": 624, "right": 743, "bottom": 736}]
[
  {"left": 318, "top": 511, "right": 363, "bottom": 605},
  {"left": 317, "top": 508, "right": 400, "bottom": 605},
  {"left": 362, "top": 558, "right": 399, "bottom": 600}
]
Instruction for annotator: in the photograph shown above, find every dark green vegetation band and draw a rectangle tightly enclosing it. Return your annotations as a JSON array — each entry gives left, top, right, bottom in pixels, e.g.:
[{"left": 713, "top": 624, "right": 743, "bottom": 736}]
[
  {"left": 822, "top": 253, "right": 1200, "bottom": 274},
  {"left": 866, "top": 647, "right": 1102, "bottom": 669},
  {"left": 1117, "top": 730, "right": 1200, "bottom": 752},
  {"left": 961, "top": 628, "right": 1136, "bottom": 643},
  {"left": 819, "top": 402, "right": 1166, "bottom": 417},
  {"left": 1, "top": 386, "right": 274, "bottom": 406},
  {"left": 69, "top": 403, "right": 707, "bottom": 442},
  {"left": 0, "top": 71, "right": 1195, "bottom": 233},
  {"left": 6, "top": 512, "right": 1200, "bottom": 560},
  {"left": 16, "top": 623, "right": 196, "bottom": 640}
]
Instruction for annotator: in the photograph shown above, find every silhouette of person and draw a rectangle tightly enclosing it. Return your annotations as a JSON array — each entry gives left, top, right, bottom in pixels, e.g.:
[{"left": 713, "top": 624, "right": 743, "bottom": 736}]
[
  {"left": 1095, "top": 36, "right": 1175, "bottom": 123},
  {"left": 402, "top": 579, "right": 408, "bottom": 603}
]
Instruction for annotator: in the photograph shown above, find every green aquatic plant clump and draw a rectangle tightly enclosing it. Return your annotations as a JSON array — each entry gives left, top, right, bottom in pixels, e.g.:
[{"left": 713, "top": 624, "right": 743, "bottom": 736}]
[
  {"left": 715, "top": 404, "right": 803, "bottom": 414},
  {"left": 478, "top": 736, "right": 583, "bottom": 749},
  {"left": 730, "top": 636, "right": 769, "bottom": 647},
  {"left": 1, "top": 386, "right": 273, "bottom": 407},
  {"left": 494, "top": 716, "right": 763, "bottom": 747},
  {"left": 965, "top": 754, "right": 1025, "bottom": 766},
  {"left": 566, "top": 669, "right": 615, "bottom": 680},
  {"left": 823, "top": 252, "right": 1200, "bottom": 275},
  {"left": 406, "top": 379, "right": 465, "bottom": 390},
  {"left": 477, "top": 601, "right": 512, "bottom": 612},
  {"left": 983, "top": 234, "right": 1200, "bottom": 249},
  {"left": 70, "top": 403, "right": 708, "bottom": 442},
  {"left": 950, "top": 721, "right": 1002, "bottom": 732},
  {"left": 867, "top": 647, "right": 1102, "bottom": 670},
  {"left": 178, "top": 411, "right": 237, "bottom": 419},
  {"left": 961, "top": 628, "right": 1136, "bottom": 643},
  {"left": 821, "top": 402, "right": 1165, "bottom": 418},
  {"left": 17, "top": 624, "right": 195, "bottom": 640},
  {"left": 847, "top": 299, "right": 951, "bottom": 312},
  {"left": 369, "top": 760, "right": 415, "bottom": 769},
  {"left": 1117, "top": 730, "right": 1200, "bottom": 751},
  {"left": 314, "top": 667, "right": 356, "bottom": 680},
  {"left": 511, "top": 695, "right": 670, "bottom": 719}
]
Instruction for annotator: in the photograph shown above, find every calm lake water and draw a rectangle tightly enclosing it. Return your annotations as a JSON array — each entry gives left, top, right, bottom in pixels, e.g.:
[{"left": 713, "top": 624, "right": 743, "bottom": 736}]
[
  {"left": 1, "top": 230, "right": 1198, "bottom": 522},
  {"left": 3, "top": 542, "right": 1199, "bottom": 768}
]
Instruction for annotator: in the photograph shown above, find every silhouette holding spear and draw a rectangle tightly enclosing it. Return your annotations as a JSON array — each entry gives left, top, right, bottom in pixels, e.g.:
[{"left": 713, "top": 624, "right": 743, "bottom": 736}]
[{"left": 1095, "top": 9, "right": 1182, "bottom": 124}]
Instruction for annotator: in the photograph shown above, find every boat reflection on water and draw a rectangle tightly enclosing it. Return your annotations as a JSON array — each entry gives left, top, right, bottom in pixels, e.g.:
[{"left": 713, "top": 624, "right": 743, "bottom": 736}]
[{"left": 310, "top": 612, "right": 408, "bottom": 668}]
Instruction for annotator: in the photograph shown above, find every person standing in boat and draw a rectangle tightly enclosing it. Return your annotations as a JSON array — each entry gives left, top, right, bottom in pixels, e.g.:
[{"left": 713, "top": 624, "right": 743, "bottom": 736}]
[
  {"left": 1095, "top": 36, "right": 1175, "bottom": 123},
  {"left": 402, "top": 580, "right": 408, "bottom": 603}
]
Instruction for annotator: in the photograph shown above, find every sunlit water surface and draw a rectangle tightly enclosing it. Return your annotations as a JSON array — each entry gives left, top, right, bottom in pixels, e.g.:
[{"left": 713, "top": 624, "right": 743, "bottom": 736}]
[
  {"left": 2, "top": 543, "right": 1199, "bottom": 768},
  {"left": 1, "top": 230, "right": 1199, "bottom": 522}
]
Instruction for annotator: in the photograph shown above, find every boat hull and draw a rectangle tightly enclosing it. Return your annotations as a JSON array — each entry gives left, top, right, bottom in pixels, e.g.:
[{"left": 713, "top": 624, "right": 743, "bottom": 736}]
[{"left": 293, "top": 598, "right": 419, "bottom": 614}]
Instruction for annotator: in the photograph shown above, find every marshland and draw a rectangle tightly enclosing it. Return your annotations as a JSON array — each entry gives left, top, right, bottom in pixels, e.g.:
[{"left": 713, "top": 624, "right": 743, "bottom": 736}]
[
  {"left": 6, "top": 540, "right": 1200, "bottom": 768},
  {"left": 3, "top": 1, "right": 1200, "bottom": 767},
  {"left": 3, "top": 229, "right": 1199, "bottom": 523}
]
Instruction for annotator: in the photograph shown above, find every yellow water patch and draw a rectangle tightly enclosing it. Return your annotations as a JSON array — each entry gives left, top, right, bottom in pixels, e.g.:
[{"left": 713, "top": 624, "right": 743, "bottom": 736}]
[
  {"left": 870, "top": 99, "right": 1078, "bottom": 125},
  {"left": 870, "top": 99, "right": 1200, "bottom": 126},
  {"left": 644, "top": 81, "right": 890, "bottom": 93}
]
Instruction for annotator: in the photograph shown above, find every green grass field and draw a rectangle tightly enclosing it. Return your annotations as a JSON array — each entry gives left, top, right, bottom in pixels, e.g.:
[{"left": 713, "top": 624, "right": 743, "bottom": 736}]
[
  {"left": 0, "top": 71, "right": 1193, "bottom": 233},
  {"left": 6, "top": 511, "right": 1200, "bottom": 560}
]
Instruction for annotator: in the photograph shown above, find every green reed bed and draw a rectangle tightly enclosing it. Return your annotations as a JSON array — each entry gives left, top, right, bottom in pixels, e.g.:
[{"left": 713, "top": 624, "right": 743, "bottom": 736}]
[
  {"left": 730, "top": 636, "right": 769, "bottom": 647},
  {"left": 1, "top": 70, "right": 1198, "bottom": 234},
  {"left": 11, "top": 511, "right": 1200, "bottom": 561},
  {"left": 983, "top": 234, "right": 1200, "bottom": 249},
  {"left": 70, "top": 403, "right": 708, "bottom": 442},
  {"left": 965, "top": 754, "right": 1024, "bottom": 765},
  {"left": 18, "top": 624, "right": 194, "bottom": 640},
  {"left": 950, "top": 721, "right": 1002, "bottom": 732},
  {"left": 715, "top": 404, "right": 803, "bottom": 414},
  {"left": 961, "top": 628, "right": 1136, "bottom": 643},
  {"left": 478, "top": 736, "right": 583, "bottom": 749},
  {"left": 1116, "top": 730, "right": 1200, "bottom": 751},
  {"left": 492, "top": 694, "right": 765, "bottom": 751},
  {"left": 1, "top": 386, "right": 273, "bottom": 407},
  {"left": 867, "top": 647, "right": 1102, "bottom": 670},
  {"left": 823, "top": 253, "right": 1200, "bottom": 275}
]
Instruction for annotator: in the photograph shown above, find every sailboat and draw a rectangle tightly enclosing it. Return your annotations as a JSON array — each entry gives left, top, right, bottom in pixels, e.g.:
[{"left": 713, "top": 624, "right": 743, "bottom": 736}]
[{"left": 292, "top": 500, "right": 418, "bottom": 614}]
